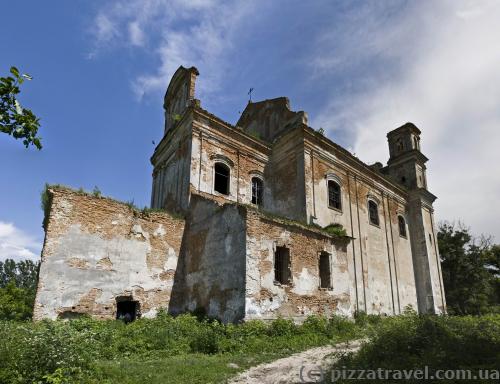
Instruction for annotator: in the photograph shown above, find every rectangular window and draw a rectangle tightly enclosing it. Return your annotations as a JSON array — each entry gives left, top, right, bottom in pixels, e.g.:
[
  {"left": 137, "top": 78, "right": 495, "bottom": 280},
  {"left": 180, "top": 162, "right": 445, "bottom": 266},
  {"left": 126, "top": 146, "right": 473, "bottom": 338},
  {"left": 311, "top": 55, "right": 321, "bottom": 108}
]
[
  {"left": 319, "top": 252, "right": 332, "bottom": 289},
  {"left": 251, "top": 177, "right": 263, "bottom": 205},
  {"left": 274, "top": 246, "right": 291, "bottom": 285},
  {"left": 368, "top": 200, "right": 380, "bottom": 226}
]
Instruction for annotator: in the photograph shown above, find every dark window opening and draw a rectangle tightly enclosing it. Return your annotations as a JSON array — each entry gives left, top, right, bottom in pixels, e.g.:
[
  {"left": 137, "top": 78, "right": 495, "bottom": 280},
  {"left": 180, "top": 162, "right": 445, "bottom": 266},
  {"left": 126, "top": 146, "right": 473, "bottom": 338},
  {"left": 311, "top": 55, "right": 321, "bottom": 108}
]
[
  {"left": 214, "top": 163, "right": 230, "bottom": 195},
  {"left": 396, "top": 138, "right": 404, "bottom": 152},
  {"left": 116, "top": 298, "right": 140, "bottom": 323},
  {"left": 398, "top": 216, "right": 407, "bottom": 237},
  {"left": 274, "top": 246, "right": 291, "bottom": 285},
  {"left": 319, "top": 252, "right": 332, "bottom": 289},
  {"left": 58, "top": 311, "right": 84, "bottom": 320},
  {"left": 401, "top": 176, "right": 406, "bottom": 184},
  {"left": 368, "top": 200, "right": 379, "bottom": 226},
  {"left": 251, "top": 177, "right": 263, "bottom": 205},
  {"left": 429, "top": 233, "right": 433, "bottom": 244},
  {"left": 328, "top": 180, "right": 342, "bottom": 210}
]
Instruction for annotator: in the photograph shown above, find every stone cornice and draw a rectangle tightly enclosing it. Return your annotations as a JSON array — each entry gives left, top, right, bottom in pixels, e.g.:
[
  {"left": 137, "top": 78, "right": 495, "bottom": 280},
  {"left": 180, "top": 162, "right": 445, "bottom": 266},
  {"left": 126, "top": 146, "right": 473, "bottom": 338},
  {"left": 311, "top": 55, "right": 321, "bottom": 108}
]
[{"left": 301, "top": 125, "right": 409, "bottom": 200}]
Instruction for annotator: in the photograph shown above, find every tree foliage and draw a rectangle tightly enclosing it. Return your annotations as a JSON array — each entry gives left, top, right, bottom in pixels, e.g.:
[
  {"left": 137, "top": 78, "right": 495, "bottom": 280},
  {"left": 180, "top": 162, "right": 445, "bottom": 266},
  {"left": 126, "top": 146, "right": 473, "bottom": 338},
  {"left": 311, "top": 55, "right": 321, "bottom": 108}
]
[
  {"left": 327, "top": 314, "right": 500, "bottom": 382},
  {"left": 438, "top": 222, "right": 499, "bottom": 315},
  {"left": 0, "top": 282, "right": 35, "bottom": 321},
  {"left": 0, "top": 259, "right": 40, "bottom": 320},
  {"left": 0, "top": 66, "right": 42, "bottom": 149}
]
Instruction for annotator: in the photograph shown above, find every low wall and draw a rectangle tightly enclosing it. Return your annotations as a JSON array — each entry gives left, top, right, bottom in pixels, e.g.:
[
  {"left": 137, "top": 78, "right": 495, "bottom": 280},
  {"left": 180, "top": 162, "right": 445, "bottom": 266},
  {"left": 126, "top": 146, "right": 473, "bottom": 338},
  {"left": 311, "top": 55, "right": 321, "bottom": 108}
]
[
  {"left": 33, "top": 187, "right": 185, "bottom": 320},
  {"left": 245, "top": 210, "right": 353, "bottom": 320},
  {"left": 169, "top": 194, "right": 247, "bottom": 323}
]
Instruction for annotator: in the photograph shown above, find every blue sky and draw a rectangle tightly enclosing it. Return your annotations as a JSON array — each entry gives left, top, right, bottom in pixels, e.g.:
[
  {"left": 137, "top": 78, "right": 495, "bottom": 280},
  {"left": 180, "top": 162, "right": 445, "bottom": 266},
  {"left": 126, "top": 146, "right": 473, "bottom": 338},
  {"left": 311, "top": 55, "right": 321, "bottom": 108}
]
[{"left": 1, "top": 0, "right": 500, "bottom": 261}]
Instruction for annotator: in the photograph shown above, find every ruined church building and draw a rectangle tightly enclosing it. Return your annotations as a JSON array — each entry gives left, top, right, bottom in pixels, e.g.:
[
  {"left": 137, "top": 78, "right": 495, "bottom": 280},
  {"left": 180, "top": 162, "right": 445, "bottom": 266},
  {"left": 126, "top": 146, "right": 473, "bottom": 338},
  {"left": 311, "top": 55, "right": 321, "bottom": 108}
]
[{"left": 34, "top": 67, "right": 446, "bottom": 322}]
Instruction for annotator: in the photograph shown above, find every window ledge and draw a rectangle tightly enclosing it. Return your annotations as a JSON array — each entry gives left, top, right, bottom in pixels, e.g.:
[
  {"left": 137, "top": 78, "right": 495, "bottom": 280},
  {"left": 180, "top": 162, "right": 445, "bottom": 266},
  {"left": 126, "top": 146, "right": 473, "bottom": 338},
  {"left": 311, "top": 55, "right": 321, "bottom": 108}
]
[
  {"left": 213, "top": 190, "right": 233, "bottom": 199},
  {"left": 327, "top": 205, "right": 343, "bottom": 214},
  {"left": 273, "top": 280, "right": 293, "bottom": 287}
]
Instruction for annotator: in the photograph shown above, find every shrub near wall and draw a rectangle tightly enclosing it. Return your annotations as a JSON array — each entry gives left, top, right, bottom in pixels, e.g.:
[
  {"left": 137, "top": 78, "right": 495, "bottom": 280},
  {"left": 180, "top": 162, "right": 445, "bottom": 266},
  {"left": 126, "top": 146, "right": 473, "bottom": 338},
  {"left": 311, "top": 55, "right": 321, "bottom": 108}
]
[
  {"left": 0, "top": 313, "right": 362, "bottom": 383},
  {"left": 325, "top": 314, "right": 500, "bottom": 383}
]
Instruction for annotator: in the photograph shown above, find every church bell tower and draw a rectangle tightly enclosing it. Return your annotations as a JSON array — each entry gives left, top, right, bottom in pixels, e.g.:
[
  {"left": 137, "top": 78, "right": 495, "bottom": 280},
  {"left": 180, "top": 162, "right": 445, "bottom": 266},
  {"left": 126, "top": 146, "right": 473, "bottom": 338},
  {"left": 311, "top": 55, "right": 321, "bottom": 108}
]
[{"left": 385, "top": 123, "right": 446, "bottom": 314}]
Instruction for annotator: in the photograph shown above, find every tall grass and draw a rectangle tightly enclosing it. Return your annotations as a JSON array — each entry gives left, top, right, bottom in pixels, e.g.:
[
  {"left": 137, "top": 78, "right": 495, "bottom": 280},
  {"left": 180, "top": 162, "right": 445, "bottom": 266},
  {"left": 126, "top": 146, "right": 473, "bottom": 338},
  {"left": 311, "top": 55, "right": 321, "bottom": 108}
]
[
  {"left": 0, "top": 312, "right": 361, "bottom": 383},
  {"left": 324, "top": 313, "right": 500, "bottom": 383}
]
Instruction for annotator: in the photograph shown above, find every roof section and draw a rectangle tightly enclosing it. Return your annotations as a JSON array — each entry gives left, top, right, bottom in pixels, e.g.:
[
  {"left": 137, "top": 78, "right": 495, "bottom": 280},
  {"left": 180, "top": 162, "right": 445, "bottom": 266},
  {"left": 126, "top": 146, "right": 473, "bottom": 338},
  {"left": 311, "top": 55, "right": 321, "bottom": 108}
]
[
  {"left": 236, "top": 97, "right": 308, "bottom": 142},
  {"left": 387, "top": 122, "right": 421, "bottom": 138}
]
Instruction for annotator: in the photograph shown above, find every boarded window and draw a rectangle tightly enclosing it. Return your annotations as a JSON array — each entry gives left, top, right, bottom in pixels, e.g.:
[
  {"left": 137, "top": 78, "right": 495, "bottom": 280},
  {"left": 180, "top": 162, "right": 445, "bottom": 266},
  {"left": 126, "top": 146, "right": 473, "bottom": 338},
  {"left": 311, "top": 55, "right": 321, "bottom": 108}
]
[
  {"left": 251, "top": 177, "right": 263, "bottom": 205},
  {"left": 274, "top": 246, "right": 291, "bottom": 285},
  {"left": 398, "top": 216, "right": 407, "bottom": 237},
  {"left": 328, "top": 180, "right": 341, "bottom": 210},
  {"left": 319, "top": 252, "right": 332, "bottom": 289},
  {"left": 368, "top": 200, "right": 379, "bottom": 226},
  {"left": 214, "top": 163, "right": 230, "bottom": 195}
]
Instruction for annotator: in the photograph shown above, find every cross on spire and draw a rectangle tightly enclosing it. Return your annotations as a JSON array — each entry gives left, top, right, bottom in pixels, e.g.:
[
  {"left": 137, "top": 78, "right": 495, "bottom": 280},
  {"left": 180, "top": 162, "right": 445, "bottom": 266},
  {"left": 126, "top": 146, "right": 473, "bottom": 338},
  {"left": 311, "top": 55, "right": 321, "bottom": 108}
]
[{"left": 248, "top": 87, "right": 254, "bottom": 102}]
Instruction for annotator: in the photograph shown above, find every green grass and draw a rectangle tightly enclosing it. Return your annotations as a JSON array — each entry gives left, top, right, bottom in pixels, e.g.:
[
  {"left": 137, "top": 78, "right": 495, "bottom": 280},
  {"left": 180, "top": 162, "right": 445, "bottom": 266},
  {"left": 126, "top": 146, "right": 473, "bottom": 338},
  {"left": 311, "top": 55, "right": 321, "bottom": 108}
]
[
  {"left": 3, "top": 312, "right": 498, "bottom": 383},
  {"left": 0, "top": 313, "right": 364, "bottom": 384},
  {"left": 323, "top": 313, "right": 500, "bottom": 383},
  {"left": 93, "top": 353, "right": 287, "bottom": 384}
]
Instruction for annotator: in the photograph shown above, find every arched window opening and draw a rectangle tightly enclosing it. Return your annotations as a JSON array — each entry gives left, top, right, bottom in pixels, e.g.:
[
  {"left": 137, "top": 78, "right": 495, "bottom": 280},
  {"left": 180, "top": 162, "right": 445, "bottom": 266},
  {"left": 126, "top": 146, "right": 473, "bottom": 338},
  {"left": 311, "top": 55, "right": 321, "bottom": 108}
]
[
  {"left": 251, "top": 177, "right": 263, "bottom": 205},
  {"left": 328, "top": 180, "right": 342, "bottom": 210},
  {"left": 398, "top": 216, "right": 407, "bottom": 238},
  {"left": 368, "top": 200, "right": 379, "bottom": 226},
  {"left": 413, "top": 136, "right": 419, "bottom": 150},
  {"left": 214, "top": 163, "right": 230, "bottom": 195}
]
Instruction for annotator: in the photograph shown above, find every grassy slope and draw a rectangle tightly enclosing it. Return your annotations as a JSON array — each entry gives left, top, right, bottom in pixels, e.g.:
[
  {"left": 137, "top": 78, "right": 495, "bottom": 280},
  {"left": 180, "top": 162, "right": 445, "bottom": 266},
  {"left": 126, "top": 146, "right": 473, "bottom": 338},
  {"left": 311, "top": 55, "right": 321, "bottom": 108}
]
[
  {"left": 0, "top": 313, "right": 363, "bottom": 384},
  {"left": 2, "top": 313, "right": 498, "bottom": 383}
]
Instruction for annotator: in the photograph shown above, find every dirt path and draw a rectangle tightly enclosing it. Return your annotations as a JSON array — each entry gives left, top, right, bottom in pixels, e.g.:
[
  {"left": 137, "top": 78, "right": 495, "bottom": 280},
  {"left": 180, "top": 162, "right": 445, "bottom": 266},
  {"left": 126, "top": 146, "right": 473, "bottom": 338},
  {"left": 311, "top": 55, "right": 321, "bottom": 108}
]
[{"left": 228, "top": 339, "right": 363, "bottom": 384}]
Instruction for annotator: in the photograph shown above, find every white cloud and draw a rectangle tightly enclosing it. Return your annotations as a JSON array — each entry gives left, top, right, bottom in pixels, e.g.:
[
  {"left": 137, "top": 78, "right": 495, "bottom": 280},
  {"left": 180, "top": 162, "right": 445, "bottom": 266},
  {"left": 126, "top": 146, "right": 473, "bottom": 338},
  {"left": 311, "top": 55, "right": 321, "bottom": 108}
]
[
  {"left": 88, "top": 0, "right": 500, "bottom": 241},
  {"left": 128, "top": 21, "right": 145, "bottom": 46},
  {"left": 310, "top": 0, "right": 500, "bottom": 240},
  {"left": 95, "top": 13, "right": 119, "bottom": 43},
  {"left": 0, "top": 221, "right": 41, "bottom": 262},
  {"left": 89, "top": 0, "right": 257, "bottom": 100}
]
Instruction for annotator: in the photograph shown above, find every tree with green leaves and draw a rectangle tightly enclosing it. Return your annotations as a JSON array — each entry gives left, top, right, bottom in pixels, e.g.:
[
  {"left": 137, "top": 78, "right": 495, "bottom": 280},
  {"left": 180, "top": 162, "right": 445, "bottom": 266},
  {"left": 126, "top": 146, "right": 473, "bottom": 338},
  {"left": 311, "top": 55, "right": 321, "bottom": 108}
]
[
  {"left": 0, "top": 66, "right": 42, "bottom": 149},
  {"left": 0, "top": 282, "right": 35, "bottom": 320},
  {"left": 0, "top": 258, "right": 40, "bottom": 320},
  {"left": 0, "top": 259, "right": 39, "bottom": 291},
  {"left": 438, "top": 222, "right": 499, "bottom": 315},
  {"left": 485, "top": 244, "right": 500, "bottom": 307}
]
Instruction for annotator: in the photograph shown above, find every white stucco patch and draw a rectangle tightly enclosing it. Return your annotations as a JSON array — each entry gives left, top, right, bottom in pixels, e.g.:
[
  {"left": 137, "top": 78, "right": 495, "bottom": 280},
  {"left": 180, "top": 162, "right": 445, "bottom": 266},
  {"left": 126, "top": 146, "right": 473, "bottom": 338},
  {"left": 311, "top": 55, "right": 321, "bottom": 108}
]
[
  {"left": 36, "top": 224, "right": 178, "bottom": 319},
  {"left": 291, "top": 268, "right": 318, "bottom": 295}
]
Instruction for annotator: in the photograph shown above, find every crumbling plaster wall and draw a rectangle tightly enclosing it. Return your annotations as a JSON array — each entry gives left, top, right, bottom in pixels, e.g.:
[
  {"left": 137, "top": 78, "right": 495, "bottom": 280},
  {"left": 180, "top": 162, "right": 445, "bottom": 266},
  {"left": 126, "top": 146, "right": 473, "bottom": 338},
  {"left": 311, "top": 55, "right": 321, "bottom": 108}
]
[
  {"left": 408, "top": 197, "right": 446, "bottom": 314},
  {"left": 304, "top": 148, "right": 417, "bottom": 315},
  {"left": 169, "top": 194, "right": 247, "bottom": 323},
  {"left": 264, "top": 129, "right": 308, "bottom": 222},
  {"left": 34, "top": 188, "right": 185, "bottom": 320},
  {"left": 245, "top": 210, "right": 352, "bottom": 321},
  {"left": 422, "top": 206, "right": 446, "bottom": 313},
  {"left": 151, "top": 117, "right": 193, "bottom": 212},
  {"left": 190, "top": 117, "right": 269, "bottom": 208}
]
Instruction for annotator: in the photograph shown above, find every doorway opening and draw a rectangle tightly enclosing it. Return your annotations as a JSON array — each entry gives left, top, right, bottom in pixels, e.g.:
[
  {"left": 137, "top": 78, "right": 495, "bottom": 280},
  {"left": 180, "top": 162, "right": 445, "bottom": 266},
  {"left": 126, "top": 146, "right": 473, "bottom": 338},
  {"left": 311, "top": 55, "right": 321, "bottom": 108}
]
[{"left": 116, "top": 297, "right": 140, "bottom": 323}]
